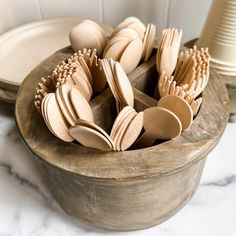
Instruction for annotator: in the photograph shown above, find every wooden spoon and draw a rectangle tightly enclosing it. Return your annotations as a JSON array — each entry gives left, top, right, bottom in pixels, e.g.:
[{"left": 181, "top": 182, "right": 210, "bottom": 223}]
[
  {"left": 74, "top": 119, "right": 115, "bottom": 150},
  {"left": 112, "top": 16, "right": 145, "bottom": 36},
  {"left": 69, "top": 20, "right": 106, "bottom": 56},
  {"left": 42, "top": 93, "right": 73, "bottom": 142},
  {"left": 115, "top": 28, "right": 140, "bottom": 40},
  {"left": 158, "top": 95, "right": 193, "bottom": 130},
  {"left": 119, "top": 38, "right": 143, "bottom": 73},
  {"left": 110, "top": 106, "right": 134, "bottom": 140},
  {"left": 69, "top": 87, "right": 94, "bottom": 122},
  {"left": 102, "top": 59, "right": 122, "bottom": 109},
  {"left": 135, "top": 107, "right": 182, "bottom": 148},
  {"left": 126, "top": 21, "right": 146, "bottom": 39},
  {"left": 104, "top": 37, "right": 130, "bottom": 61},
  {"left": 112, "top": 108, "right": 137, "bottom": 151},
  {"left": 144, "top": 23, "right": 156, "bottom": 61},
  {"left": 72, "top": 71, "right": 92, "bottom": 101},
  {"left": 77, "top": 56, "right": 93, "bottom": 86},
  {"left": 55, "top": 84, "right": 76, "bottom": 126},
  {"left": 69, "top": 125, "right": 113, "bottom": 150},
  {"left": 120, "top": 111, "right": 144, "bottom": 151},
  {"left": 114, "top": 61, "right": 134, "bottom": 107}
]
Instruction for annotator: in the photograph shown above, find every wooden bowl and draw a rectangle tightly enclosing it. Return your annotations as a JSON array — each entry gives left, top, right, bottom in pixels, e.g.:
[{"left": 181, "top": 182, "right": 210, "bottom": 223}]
[{"left": 15, "top": 46, "right": 229, "bottom": 231}]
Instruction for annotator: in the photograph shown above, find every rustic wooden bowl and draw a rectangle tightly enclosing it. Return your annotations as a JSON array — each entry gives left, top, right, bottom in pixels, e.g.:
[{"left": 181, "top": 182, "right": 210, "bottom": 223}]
[{"left": 15, "top": 46, "right": 229, "bottom": 231}]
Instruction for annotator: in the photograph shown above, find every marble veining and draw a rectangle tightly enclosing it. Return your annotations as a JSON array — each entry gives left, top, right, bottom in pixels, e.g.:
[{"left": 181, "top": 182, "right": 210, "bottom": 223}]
[
  {"left": 202, "top": 175, "right": 236, "bottom": 187},
  {"left": 0, "top": 101, "right": 236, "bottom": 236}
]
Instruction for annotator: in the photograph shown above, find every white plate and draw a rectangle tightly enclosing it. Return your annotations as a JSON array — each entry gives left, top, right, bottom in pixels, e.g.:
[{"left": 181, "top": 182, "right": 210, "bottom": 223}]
[{"left": 0, "top": 17, "right": 82, "bottom": 90}]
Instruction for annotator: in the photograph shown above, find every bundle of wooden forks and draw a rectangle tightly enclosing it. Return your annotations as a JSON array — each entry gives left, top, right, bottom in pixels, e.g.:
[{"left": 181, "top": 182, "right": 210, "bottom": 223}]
[{"left": 156, "top": 28, "right": 210, "bottom": 116}]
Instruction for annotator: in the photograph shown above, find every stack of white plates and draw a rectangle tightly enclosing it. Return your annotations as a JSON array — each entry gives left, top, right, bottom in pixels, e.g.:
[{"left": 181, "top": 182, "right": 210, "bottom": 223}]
[{"left": 0, "top": 17, "right": 82, "bottom": 103}]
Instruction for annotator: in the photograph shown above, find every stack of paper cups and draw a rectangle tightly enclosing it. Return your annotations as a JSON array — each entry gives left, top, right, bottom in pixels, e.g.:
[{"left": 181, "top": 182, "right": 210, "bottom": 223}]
[{"left": 197, "top": 0, "right": 236, "bottom": 75}]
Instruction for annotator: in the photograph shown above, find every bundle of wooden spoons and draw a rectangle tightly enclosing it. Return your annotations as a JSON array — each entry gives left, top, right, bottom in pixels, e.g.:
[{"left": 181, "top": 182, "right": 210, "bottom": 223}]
[
  {"left": 104, "top": 17, "right": 156, "bottom": 73},
  {"left": 110, "top": 106, "right": 143, "bottom": 151},
  {"left": 69, "top": 20, "right": 108, "bottom": 56},
  {"left": 101, "top": 58, "right": 134, "bottom": 112},
  {"left": 40, "top": 82, "right": 94, "bottom": 143},
  {"left": 41, "top": 93, "right": 74, "bottom": 142},
  {"left": 111, "top": 16, "right": 146, "bottom": 39},
  {"left": 69, "top": 106, "right": 143, "bottom": 151},
  {"left": 69, "top": 119, "right": 115, "bottom": 151},
  {"left": 69, "top": 18, "right": 156, "bottom": 74}
]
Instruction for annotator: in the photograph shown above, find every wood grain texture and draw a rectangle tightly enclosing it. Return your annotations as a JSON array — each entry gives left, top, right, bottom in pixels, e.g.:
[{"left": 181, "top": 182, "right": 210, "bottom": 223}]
[
  {"left": 15, "top": 46, "right": 229, "bottom": 230},
  {"left": 221, "top": 77, "right": 236, "bottom": 123}
]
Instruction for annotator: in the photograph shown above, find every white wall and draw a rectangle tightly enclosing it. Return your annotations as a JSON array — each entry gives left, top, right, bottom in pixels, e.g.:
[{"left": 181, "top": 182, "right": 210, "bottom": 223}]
[{"left": 0, "top": 0, "right": 212, "bottom": 43}]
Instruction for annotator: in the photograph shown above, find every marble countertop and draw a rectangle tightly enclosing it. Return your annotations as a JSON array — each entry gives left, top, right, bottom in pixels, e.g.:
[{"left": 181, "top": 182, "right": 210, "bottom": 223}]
[{"left": 0, "top": 100, "right": 236, "bottom": 236}]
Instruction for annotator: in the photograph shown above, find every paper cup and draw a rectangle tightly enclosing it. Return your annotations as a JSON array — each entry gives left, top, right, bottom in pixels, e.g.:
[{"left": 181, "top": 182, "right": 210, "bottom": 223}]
[{"left": 197, "top": 0, "right": 236, "bottom": 67}]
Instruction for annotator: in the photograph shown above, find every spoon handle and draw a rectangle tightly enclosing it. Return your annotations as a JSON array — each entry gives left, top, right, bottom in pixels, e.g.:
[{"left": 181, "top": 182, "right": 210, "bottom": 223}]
[{"left": 133, "top": 131, "right": 156, "bottom": 149}]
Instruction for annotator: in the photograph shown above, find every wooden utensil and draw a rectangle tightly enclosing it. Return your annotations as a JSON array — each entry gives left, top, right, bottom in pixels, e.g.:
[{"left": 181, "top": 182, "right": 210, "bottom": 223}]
[
  {"left": 77, "top": 56, "right": 93, "bottom": 85},
  {"left": 101, "top": 59, "right": 134, "bottom": 112},
  {"left": 90, "top": 54, "right": 107, "bottom": 93},
  {"left": 69, "top": 20, "right": 107, "bottom": 56},
  {"left": 114, "top": 61, "right": 134, "bottom": 107},
  {"left": 173, "top": 46, "right": 210, "bottom": 99},
  {"left": 119, "top": 38, "right": 143, "bottom": 73},
  {"left": 102, "top": 59, "right": 122, "bottom": 110},
  {"left": 126, "top": 21, "right": 146, "bottom": 39},
  {"left": 112, "top": 17, "right": 146, "bottom": 38},
  {"left": 120, "top": 111, "right": 144, "bottom": 151},
  {"left": 112, "top": 108, "right": 137, "bottom": 151},
  {"left": 105, "top": 18, "right": 148, "bottom": 74},
  {"left": 41, "top": 93, "right": 73, "bottom": 142},
  {"left": 72, "top": 119, "right": 115, "bottom": 150},
  {"left": 143, "top": 23, "right": 156, "bottom": 62},
  {"left": 69, "top": 125, "right": 113, "bottom": 150},
  {"left": 104, "top": 37, "right": 130, "bottom": 60},
  {"left": 110, "top": 106, "right": 134, "bottom": 140},
  {"left": 69, "top": 87, "right": 94, "bottom": 122},
  {"left": 158, "top": 95, "right": 193, "bottom": 130},
  {"left": 135, "top": 107, "right": 182, "bottom": 148},
  {"left": 55, "top": 84, "right": 76, "bottom": 126},
  {"left": 115, "top": 28, "right": 140, "bottom": 40},
  {"left": 156, "top": 28, "right": 182, "bottom": 76},
  {"left": 71, "top": 70, "right": 92, "bottom": 101}
]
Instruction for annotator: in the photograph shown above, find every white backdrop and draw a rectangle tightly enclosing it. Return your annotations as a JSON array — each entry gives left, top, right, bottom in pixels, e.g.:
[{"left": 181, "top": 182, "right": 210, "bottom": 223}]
[{"left": 0, "top": 0, "right": 212, "bottom": 42}]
